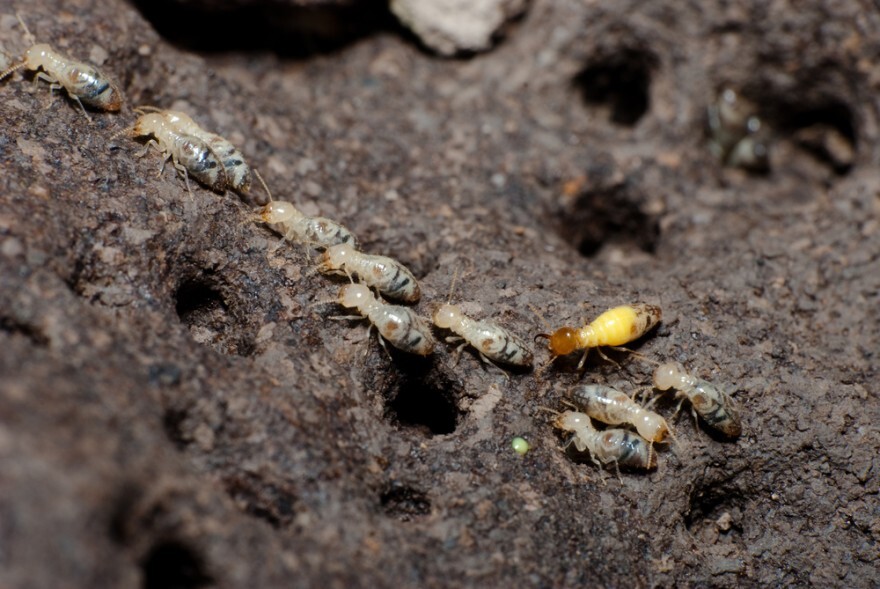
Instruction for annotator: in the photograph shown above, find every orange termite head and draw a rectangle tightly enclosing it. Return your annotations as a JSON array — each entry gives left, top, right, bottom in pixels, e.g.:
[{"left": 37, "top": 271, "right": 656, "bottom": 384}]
[{"left": 540, "top": 326, "right": 579, "bottom": 357}]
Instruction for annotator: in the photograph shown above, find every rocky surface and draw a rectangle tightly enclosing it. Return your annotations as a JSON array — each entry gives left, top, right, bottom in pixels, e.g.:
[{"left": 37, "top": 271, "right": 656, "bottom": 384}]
[{"left": 1, "top": 0, "right": 878, "bottom": 587}]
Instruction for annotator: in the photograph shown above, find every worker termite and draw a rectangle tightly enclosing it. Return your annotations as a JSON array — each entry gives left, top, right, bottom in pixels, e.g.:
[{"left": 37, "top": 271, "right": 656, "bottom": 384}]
[
  {"left": 260, "top": 201, "right": 357, "bottom": 250},
  {"left": 568, "top": 384, "right": 672, "bottom": 444},
  {"left": 652, "top": 362, "right": 742, "bottom": 437},
  {"left": 431, "top": 270, "right": 532, "bottom": 370},
  {"left": 111, "top": 112, "right": 227, "bottom": 193},
  {"left": 707, "top": 87, "right": 770, "bottom": 171},
  {"left": 332, "top": 283, "right": 435, "bottom": 356},
  {"left": 135, "top": 107, "right": 252, "bottom": 195},
  {"left": 537, "top": 303, "right": 662, "bottom": 369},
  {"left": 318, "top": 244, "right": 421, "bottom": 303},
  {"left": 0, "top": 13, "right": 122, "bottom": 119},
  {"left": 549, "top": 409, "right": 657, "bottom": 471}
]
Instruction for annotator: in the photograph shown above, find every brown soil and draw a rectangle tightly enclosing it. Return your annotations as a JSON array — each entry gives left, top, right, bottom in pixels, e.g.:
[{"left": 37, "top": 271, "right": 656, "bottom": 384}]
[{"left": 1, "top": 1, "right": 878, "bottom": 587}]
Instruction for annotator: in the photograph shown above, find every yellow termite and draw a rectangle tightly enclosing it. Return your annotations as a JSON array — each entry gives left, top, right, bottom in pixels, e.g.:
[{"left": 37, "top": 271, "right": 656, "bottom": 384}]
[
  {"left": 0, "top": 13, "right": 122, "bottom": 119},
  {"left": 538, "top": 303, "right": 662, "bottom": 369}
]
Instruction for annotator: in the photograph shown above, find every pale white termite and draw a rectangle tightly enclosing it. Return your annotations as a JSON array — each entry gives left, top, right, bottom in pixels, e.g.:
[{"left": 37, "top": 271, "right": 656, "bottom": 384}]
[
  {"left": 569, "top": 384, "right": 671, "bottom": 444},
  {"left": 432, "top": 302, "right": 533, "bottom": 369},
  {"left": 552, "top": 410, "right": 656, "bottom": 470},
  {"left": 318, "top": 244, "right": 420, "bottom": 303},
  {"left": 0, "top": 14, "right": 122, "bottom": 119},
  {"left": 652, "top": 362, "right": 742, "bottom": 437},
  {"left": 257, "top": 201, "right": 358, "bottom": 250},
  {"left": 136, "top": 107, "right": 251, "bottom": 195},
  {"left": 707, "top": 87, "right": 770, "bottom": 170},
  {"left": 112, "top": 112, "right": 228, "bottom": 193},
  {"left": 335, "top": 283, "right": 434, "bottom": 356}
]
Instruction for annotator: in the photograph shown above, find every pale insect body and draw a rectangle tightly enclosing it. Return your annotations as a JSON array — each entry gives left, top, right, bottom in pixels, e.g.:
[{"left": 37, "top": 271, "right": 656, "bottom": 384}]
[
  {"left": 259, "top": 201, "right": 357, "bottom": 250},
  {"left": 553, "top": 410, "right": 656, "bottom": 470},
  {"left": 337, "top": 284, "right": 434, "bottom": 356},
  {"left": 540, "top": 303, "right": 662, "bottom": 369},
  {"left": 144, "top": 109, "right": 252, "bottom": 194},
  {"left": 432, "top": 303, "right": 533, "bottom": 367},
  {"left": 653, "top": 362, "right": 742, "bottom": 437},
  {"left": 0, "top": 16, "right": 122, "bottom": 117},
  {"left": 569, "top": 384, "right": 670, "bottom": 443},
  {"left": 319, "top": 244, "right": 420, "bottom": 303},
  {"left": 123, "top": 112, "right": 228, "bottom": 192}
]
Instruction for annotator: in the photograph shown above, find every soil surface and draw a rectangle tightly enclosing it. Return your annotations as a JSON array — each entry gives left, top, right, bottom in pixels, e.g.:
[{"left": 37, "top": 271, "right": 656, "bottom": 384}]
[{"left": 1, "top": 1, "right": 878, "bottom": 587}]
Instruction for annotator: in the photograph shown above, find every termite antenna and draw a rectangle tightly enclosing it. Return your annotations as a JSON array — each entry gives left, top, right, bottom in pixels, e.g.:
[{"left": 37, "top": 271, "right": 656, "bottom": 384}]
[
  {"left": 528, "top": 303, "right": 552, "bottom": 332},
  {"left": 253, "top": 169, "right": 273, "bottom": 203},
  {"left": 534, "top": 405, "right": 562, "bottom": 419},
  {"left": 15, "top": 12, "right": 36, "bottom": 47},
  {"left": 0, "top": 62, "right": 26, "bottom": 82},
  {"left": 107, "top": 124, "right": 136, "bottom": 145},
  {"left": 133, "top": 105, "right": 163, "bottom": 115}
]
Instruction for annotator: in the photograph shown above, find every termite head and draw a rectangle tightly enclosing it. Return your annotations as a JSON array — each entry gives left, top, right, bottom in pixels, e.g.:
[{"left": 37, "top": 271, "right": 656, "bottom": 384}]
[
  {"left": 537, "top": 326, "right": 579, "bottom": 357},
  {"left": 636, "top": 413, "right": 669, "bottom": 443},
  {"left": 553, "top": 410, "right": 589, "bottom": 433},
  {"left": 132, "top": 113, "right": 165, "bottom": 137},
  {"left": 338, "top": 283, "right": 371, "bottom": 308},
  {"left": 322, "top": 243, "right": 355, "bottom": 269},
  {"left": 653, "top": 362, "right": 684, "bottom": 391},
  {"left": 432, "top": 303, "right": 462, "bottom": 330},
  {"left": 258, "top": 201, "right": 300, "bottom": 224}
]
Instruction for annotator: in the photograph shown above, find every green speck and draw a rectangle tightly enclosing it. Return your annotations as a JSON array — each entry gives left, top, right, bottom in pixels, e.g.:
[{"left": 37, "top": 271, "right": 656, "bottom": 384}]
[{"left": 511, "top": 437, "right": 530, "bottom": 455}]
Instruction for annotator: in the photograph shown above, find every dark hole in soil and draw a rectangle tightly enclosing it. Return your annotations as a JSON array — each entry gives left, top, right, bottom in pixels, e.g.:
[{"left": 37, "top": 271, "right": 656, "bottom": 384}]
[
  {"left": 386, "top": 370, "right": 460, "bottom": 436},
  {"left": 0, "top": 317, "right": 49, "bottom": 347},
  {"left": 684, "top": 480, "right": 745, "bottom": 533},
  {"left": 174, "top": 276, "right": 253, "bottom": 357},
  {"left": 380, "top": 483, "right": 431, "bottom": 521},
  {"left": 557, "top": 185, "right": 660, "bottom": 257},
  {"left": 131, "top": 0, "right": 398, "bottom": 57},
  {"left": 141, "top": 540, "right": 213, "bottom": 589},
  {"left": 162, "top": 407, "right": 190, "bottom": 449},
  {"left": 574, "top": 48, "right": 657, "bottom": 126},
  {"left": 777, "top": 100, "right": 857, "bottom": 175},
  {"left": 223, "top": 474, "right": 297, "bottom": 529}
]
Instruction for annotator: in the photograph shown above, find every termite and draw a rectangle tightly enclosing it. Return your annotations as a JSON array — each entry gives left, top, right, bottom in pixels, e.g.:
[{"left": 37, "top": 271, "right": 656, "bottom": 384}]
[
  {"left": 652, "top": 362, "right": 742, "bottom": 437},
  {"left": 0, "top": 13, "right": 122, "bottom": 119},
  {"left": 333, "top": 283, "right": 434, "bottom": 356},
  {"left": 318, "top": 244, "right": 420, "bottom": 303},
  {"left": 707, "top": 87, "right": 770, "bottom": 170},
  {"left": 550, "top": 409, "right": 656, "bottom": 471},
  {"left": 431, "top": 270, "right": 532, "bottom": 369},
  {"left": 135, "top": 107, "right": 252, "bottom": 195},
  {"left": 111, "top": 112, "right": 227, "bottom": 193},
  {"left": 568, "top": 384, "right": 671, "bottom": 444},
  {"left": 537, "top": 303, "right": 662, "bottom": 369}
]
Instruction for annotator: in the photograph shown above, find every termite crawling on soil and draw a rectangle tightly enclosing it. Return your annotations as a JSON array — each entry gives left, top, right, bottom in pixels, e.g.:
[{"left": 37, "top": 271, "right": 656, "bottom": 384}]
[
  {"left": 334, "top": 283, "right": 435, "bottom": 356},
  {"left": 256, "top": 201, "right": 358, "bottom": 250},
  {"left": 318, "top": 244, "right": 421, "bottom": 303},
  {"left": 135, "top": 107, "right": 252, "bottom": 195},
  {"left": 111, "top": 112, "right": 227, "bottom": 193},
  {"left": 550, "top": 409, "right": 656, "bottom": 471},
  {"left": 0, "top": 13, "right": 122, "bottom": 119},
  {"left": 568, "top": 384, "right": 672, "bottom": 444},
  {"left": 652, "top": 362, "right": 742, "bottom": 437},
  {"left": 538, "top": 303, "right": 662, "bottom": 369},
  {"left": 431, "top": 271, "right": 533, "bottom": 369}
]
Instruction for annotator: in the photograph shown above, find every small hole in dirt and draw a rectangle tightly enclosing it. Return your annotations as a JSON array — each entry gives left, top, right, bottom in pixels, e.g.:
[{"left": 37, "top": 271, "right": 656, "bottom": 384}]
[
  {"left": 778, "top": 100, "right": 857, "bottom": 175},
  {"left": 223, "top": 474, "right": 297, "bottom": 529},
  {"left": 555, "top": 184, "right": 660, "bottom": 257},
  {"left": 380, "top": 483, "right": 431, "bottom": 522},
  {"left": 174, "top": 276, "right": 253, "bottom": 357},
  {"left": 574, "top": 48, "right": 657, "bottom": 126},
  {"left": 0, "top": 317, "right": 49, "bottom": 347},
  {"left": 385, "top": 368, "right": 460, "bottom": 436},
  {"left": 162, "top": 408, "right": 190, "bottom": 449},
  {"left": 141, "top": 540, "right": 213, "bottom": 589},
  {"left": 685, "top": 479, "right": 746, "bottom": 533}
]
